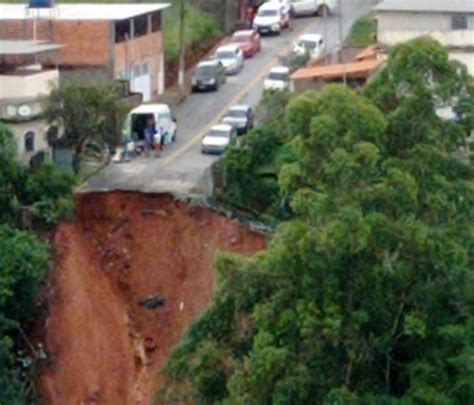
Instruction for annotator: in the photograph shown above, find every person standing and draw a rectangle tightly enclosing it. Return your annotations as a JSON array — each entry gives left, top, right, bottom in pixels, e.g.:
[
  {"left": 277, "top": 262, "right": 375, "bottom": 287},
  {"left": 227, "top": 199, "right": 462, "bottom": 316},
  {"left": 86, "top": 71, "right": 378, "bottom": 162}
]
[{"left": 144, "top": 118, "right": 157, "bottom": 158}]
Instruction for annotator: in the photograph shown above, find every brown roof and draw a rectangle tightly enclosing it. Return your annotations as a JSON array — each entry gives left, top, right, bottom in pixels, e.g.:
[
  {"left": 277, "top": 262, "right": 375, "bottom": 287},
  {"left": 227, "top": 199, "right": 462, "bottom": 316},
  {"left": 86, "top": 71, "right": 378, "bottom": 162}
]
[
  {"left": 291, "top": 59, "right": 383, "bottom": 81},
  {"left": 355, "top": 45, "right": 383, "bottom": 61}
]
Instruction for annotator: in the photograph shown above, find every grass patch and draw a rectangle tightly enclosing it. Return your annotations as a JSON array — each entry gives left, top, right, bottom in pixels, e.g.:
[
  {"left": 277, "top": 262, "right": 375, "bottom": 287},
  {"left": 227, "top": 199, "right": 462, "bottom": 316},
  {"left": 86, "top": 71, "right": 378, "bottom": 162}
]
[
  {"left": 346, "top": 15, "right": 376, "bottom": 47},
  {"left": 163, "top": 2, "right": 223, "bottom": 61}
]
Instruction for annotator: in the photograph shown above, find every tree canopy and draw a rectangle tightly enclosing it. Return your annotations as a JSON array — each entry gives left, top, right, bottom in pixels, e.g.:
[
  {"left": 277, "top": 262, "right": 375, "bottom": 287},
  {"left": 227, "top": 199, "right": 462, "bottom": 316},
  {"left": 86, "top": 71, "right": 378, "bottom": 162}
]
[
  {"left": 162, "top": 38, "right": 474, "bottom": 404},
  {"left": 46, "top": 83, "right": 130, "bottom": 172}
]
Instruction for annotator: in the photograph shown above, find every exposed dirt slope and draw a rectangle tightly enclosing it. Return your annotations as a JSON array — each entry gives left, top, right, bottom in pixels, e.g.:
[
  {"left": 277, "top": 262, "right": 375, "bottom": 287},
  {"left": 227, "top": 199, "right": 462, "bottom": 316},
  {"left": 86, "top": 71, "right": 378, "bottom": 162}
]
[{"left": 41, "top": 192, "right": 266, "bottom": 404}]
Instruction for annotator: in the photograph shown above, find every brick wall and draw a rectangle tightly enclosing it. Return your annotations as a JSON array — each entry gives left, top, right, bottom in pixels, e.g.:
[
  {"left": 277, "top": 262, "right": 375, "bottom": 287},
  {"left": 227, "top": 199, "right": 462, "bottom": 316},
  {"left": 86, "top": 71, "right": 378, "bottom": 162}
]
[{"left": 0, "top": 19, "right": 111, "bottom": 67}]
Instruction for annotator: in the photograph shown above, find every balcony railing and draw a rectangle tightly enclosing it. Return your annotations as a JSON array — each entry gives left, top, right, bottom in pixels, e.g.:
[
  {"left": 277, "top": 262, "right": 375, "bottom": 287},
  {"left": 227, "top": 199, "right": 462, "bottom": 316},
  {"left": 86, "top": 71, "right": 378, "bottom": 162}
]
[{"left": 0, "top": 67, "right": 58, "bottom": 100}]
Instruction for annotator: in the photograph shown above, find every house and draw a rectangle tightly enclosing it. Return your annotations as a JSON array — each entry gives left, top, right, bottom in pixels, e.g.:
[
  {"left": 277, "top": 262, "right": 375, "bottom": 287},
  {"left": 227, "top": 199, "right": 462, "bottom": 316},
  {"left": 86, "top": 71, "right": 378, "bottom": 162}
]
[
  {"left": 0, "top": 3, "right": 170, "bottom": 101},
  {"left": 291, "top": 46, "right": 384, "bottom": 91},
  {"left": 374, "top": 0, "right": 474, "bottom": 75},
  {"left": 0, "top": 40, "right": 62, "bottom": 165}
]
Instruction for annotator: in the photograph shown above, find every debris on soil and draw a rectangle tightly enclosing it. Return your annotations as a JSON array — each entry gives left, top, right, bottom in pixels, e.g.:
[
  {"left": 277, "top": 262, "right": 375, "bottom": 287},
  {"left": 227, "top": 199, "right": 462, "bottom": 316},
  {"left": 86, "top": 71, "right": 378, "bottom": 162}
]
[
  {"left": 40, "top": 192, "right": 266, "bottom": 404},
  {"left": 139, "top": 294, "right": 166, "bottom": 309}
]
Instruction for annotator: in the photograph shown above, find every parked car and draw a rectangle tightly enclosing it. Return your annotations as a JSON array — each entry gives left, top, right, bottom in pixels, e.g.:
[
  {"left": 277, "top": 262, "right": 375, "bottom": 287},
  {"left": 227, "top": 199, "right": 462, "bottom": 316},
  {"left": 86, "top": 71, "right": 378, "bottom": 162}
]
[
  {"left": 231, "top": 30, "right": 262, "bottom": 58},
  {"left": 268, "top": 0, "right": 293, "bottom": 16},
  {"left": 191, "top": 59, "right": 226, "bottom": 92},
  {"left": 290, "top": 0, "right": 335, "bottom": 16},
  {"left": 215, "top": 44, "right": 245, "bottom": 75},
  {"left": 264, "top": 66, "right": 292, "bottom": 91},
  {"left": 293, "top": 33, "right": 325, "bottom": 60},
  {"left": 222, "top": 105, "right": 254, "bottom": 135},
  {"left": 253, "top": 1, "right": 289, "bottom": 35},
  {"left": 201, "top": 124, "right": 236, "bottom": 154}
]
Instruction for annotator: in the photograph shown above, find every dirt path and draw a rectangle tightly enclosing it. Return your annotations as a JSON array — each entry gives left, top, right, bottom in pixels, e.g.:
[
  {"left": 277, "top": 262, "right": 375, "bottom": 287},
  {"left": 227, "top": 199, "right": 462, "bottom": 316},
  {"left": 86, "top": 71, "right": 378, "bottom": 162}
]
[{"left": 40, "top": 192, "right": 266, "bottom": 404}]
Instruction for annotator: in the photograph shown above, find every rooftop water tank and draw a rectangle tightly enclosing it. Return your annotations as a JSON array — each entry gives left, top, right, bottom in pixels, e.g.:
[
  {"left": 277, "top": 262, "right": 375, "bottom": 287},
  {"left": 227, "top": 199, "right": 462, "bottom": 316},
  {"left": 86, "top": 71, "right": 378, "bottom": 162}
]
[{"left": 28, "top": 0, "right": 54, "bottom": 8}]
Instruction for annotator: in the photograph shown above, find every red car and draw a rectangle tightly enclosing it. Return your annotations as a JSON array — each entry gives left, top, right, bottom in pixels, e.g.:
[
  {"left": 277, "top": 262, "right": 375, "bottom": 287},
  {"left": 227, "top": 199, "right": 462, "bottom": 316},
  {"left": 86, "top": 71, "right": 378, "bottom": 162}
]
[{"left": 230, "top": 30, "right": 262, "bottom": 58}]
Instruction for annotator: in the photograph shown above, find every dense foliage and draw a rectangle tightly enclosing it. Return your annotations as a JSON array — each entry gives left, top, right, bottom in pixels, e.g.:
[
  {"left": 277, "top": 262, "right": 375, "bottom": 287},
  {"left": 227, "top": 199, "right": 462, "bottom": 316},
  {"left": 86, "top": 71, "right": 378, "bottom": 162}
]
[
  {"left": 163, "top": 38, "right": 474, "bottom": 403},
  {"left": 0, "top": 124, "right": 75, "bottom": 402},
  {"left": 46, "top": 83, "right": 130, "bottom": 173},
  {"left": 219, "top": 91, "right": 291, "bottom": 217}
]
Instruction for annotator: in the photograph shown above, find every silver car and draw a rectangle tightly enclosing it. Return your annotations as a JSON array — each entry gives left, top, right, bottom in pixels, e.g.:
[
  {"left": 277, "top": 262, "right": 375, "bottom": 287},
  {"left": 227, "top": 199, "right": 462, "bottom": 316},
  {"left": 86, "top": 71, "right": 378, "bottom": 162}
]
[{"left": 215, "top": 44, "right": 244, "bottom": 75}]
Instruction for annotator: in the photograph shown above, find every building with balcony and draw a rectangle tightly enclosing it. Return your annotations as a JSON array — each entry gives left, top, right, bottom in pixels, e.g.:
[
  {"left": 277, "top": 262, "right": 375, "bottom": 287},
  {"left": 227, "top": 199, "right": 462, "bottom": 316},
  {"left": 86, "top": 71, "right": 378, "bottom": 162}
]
[
  {"left": 374, "top": 0, "right": 474, "bottom": 75},
  {"left": 0, "top": 40, "right": 62, "bottom": 164},
  {"left": 0, "top": 3, "right": 170, "bottom": 102}
]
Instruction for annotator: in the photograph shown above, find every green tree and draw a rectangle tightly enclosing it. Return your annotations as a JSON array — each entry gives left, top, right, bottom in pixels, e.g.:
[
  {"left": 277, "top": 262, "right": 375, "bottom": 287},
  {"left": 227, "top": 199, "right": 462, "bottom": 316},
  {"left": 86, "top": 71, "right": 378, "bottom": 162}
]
[
  {"left": 164, "top": 39, "right": 474, "bottom": 404},
  {"left": 0, "top": 124, "right": 75, "bottom": 401},
  {"left": 46, "top": 83, "right": 130, "bottom": 173}
]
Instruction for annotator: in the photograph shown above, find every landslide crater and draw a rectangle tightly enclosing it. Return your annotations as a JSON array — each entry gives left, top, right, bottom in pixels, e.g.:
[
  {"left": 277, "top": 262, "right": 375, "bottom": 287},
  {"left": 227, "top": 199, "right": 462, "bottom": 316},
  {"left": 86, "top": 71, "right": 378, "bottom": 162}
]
[{"left": 40, "top": 192, "right": 266, "bottom": 404}]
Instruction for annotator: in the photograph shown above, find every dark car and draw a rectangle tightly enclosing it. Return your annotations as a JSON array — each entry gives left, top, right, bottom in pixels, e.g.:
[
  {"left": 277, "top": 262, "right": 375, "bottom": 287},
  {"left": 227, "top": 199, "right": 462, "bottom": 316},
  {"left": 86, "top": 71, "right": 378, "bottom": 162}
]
[
  {"left": 221, "top": 105, "right": 254, "bottom": 135},
  {"left": 191, "top": 59, "right": 226, "bottom": 92}
]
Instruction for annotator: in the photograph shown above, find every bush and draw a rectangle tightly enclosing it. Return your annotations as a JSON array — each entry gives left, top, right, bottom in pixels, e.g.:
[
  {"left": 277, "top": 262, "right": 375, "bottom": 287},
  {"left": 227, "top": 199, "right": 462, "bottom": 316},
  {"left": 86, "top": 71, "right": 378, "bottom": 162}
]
[{"left": 346, "top": 15, "right": 376, "bottom": 47}]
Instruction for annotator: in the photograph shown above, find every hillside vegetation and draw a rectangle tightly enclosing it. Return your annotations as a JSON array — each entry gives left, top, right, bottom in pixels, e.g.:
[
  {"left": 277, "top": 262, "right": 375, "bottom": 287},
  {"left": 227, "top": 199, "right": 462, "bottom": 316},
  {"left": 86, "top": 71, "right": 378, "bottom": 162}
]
[{"left": 161, "top": 38, "right": 474, "bottom": 403}]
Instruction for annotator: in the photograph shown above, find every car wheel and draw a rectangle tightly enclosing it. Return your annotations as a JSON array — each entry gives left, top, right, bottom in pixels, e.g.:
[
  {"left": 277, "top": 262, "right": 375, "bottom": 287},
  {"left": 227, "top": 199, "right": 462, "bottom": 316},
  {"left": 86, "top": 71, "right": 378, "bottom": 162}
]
[{"left": 172, "top": 131, "right": 177, "bottom": 142}]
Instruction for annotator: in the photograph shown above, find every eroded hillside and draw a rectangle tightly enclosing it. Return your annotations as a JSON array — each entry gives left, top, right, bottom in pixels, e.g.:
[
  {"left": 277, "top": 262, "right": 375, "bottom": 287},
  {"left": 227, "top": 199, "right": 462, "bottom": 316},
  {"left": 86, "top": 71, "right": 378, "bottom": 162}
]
[{"left": 40, "top": 192, "right": 266, "bottom": 404}]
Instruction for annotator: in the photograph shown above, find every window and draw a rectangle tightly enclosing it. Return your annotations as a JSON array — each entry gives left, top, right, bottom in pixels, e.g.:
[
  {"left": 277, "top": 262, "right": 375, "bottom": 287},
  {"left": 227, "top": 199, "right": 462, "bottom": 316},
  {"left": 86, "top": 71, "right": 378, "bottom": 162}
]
[
  {"left": 24, "top": 131, "right": 35, "bottom": 152},
  {"left": 452, "top": 14, "right": 468, "bottom": 30},
  {"left": 134, "top": 14, "right": 148, "bottom": 37},
  {"left": 151, "top": 12, "right": 162, "bottom": 32},
  {"left": 115, "top": 19, "right": 130, "bottom": 43}
]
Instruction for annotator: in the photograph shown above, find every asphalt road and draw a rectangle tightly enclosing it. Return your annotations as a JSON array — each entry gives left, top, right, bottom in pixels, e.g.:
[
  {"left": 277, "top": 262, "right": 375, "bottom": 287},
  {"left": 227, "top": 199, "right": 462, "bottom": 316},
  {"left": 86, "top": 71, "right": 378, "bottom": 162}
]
[{"left": 84, "top": 0, "right": 376, "bottom": 197}]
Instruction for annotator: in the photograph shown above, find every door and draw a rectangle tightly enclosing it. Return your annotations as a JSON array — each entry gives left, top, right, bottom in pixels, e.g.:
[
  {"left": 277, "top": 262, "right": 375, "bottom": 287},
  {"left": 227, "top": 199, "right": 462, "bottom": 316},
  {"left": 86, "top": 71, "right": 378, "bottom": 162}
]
[{"left": 131, "top": 62, "right": 151, "bottom": 102}]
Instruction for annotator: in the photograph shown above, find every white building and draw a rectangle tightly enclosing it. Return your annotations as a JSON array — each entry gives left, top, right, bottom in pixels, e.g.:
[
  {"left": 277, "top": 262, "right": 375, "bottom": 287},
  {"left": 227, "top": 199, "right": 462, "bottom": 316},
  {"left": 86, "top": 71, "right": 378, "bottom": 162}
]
[
  {"left": 375, "top": 0, "right": 474, "bottom": 75},
  {"left": 0, "top": 40, "right": 62, "bottom": 165}
]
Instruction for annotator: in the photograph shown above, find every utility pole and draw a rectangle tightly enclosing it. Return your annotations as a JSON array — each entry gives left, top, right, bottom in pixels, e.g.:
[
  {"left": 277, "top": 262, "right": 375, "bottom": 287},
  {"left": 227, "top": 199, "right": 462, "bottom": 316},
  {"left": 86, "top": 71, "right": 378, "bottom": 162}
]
[
  {"left": 337, "top": 0, "right": 347, "bottom": 84},
  {"left": 178, "top": 0, "right": 186, "bottom": 93},
  {"left": 337, "top": 0, "right": 343, "bottom": 63},
  {"left": 323, "top": 3, "right": 328, "bottom": 62}
]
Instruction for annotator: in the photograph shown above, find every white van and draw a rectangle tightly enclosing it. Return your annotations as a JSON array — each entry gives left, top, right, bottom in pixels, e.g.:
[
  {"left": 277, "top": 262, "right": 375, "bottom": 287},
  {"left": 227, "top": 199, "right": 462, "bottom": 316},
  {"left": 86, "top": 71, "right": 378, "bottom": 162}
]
[
  {"left": 114, "top": 103, "right": 177, "bottom": 161},
  {"left": 127, "top": 103, "right": 177, "bottom": 144}
]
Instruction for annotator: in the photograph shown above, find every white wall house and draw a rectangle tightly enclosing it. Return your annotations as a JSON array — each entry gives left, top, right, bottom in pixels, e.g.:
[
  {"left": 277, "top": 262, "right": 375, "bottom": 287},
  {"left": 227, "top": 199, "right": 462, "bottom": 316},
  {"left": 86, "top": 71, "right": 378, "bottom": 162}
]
[
  {"left": 375, "top": 0, "right": 474, "bottom": 75},
  {"left": 0, "top": 40, "right": 62, "bottom": 165}
]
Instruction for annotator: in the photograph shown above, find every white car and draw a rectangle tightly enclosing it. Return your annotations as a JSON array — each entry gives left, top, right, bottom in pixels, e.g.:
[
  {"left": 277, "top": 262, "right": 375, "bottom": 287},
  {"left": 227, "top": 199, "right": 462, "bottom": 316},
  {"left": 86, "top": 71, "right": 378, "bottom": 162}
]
[
  {"left": 290, "top": 0, "right": 335, "bottom": 16},
  {"left": 253, "top": 2, "right": 289, "bottom": 35},
  {"left": 264, "top": 66, "right": 293, "bottom": 91},
  {"left": 201, "top": 124, "right": 236, "bottom": 154},
  {"left": 215, "top": 44, "right": 244, "bottom": 75},
  {"left": 293, "top": 33, "right": 326, "bottom": 60},
  {"left": 268, "top": 0, "right": 293, "bottom": 16}
]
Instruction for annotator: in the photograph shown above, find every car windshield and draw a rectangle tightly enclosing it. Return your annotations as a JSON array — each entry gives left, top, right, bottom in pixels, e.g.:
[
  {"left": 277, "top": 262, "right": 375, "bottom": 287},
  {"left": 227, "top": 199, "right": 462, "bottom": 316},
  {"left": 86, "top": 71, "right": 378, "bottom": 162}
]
[
  {"left": 258, "top": 9, "right": 278, "bottom": 17},
  {"left": 268, "top": 71, "right": 289, "bottom": 81},
  {"left": 195, "top": 65, "right": 215, "bottom": 76},
  {"left": 298, "top": 39, "right": 318, "bottom": 49},
  {"left": 217, "top": 51, "right": 236, "bottom": 60},
  {"left": 208, "top": 129, "right": 230, "bottom": 138},
  {"left": 227, "top": 109, "right": 247, "bottom": 118},
  {"left": 233, "top": 34, "right": 251, "bottom": 42}
]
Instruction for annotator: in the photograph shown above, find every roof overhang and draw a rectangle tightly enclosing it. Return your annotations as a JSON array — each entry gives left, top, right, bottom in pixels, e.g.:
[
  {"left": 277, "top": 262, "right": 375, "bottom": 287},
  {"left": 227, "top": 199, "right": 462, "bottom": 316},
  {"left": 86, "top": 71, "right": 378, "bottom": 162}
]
[
  {"left": 0, "top": 3, "right": 171, "bottom": 21},
  {"left": 0, "top": 40, "right": 63, "bottom": 56}
]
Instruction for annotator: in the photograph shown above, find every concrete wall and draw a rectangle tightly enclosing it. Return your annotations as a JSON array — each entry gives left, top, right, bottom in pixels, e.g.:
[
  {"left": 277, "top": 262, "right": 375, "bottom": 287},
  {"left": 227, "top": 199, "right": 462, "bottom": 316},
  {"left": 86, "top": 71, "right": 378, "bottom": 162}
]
[
  {"left": 377, "top": 12, "right": 474, "bottom": 47},
  {"left": 114, "top": 30, "right": 164, "bottom": 97},
  {"left": 377, "top": 11, "right": 474, "bottom": 74},
  {"left": 0, "top": 69, "right": 58, "bottom": 99}
]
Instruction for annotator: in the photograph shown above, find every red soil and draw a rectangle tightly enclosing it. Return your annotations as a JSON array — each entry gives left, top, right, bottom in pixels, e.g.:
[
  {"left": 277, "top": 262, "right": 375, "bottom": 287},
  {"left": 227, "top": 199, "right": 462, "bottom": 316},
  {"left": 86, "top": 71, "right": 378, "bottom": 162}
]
[{"left": 40, "top": 192, "right": 266, "bottom": 404}]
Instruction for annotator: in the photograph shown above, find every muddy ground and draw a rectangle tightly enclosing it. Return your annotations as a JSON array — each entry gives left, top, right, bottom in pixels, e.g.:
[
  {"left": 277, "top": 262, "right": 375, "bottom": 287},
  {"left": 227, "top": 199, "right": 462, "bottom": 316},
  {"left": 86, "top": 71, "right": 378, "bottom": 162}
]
[{"left": 40, "top": 192, "right": 266, "bottom": 404}]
